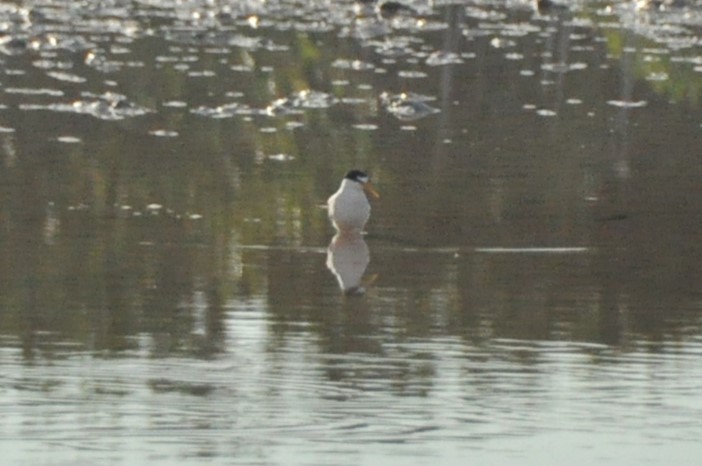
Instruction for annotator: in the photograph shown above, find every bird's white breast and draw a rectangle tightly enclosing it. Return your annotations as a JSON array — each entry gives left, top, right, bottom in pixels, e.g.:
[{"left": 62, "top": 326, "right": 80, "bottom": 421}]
[{"left": 327, "top": 180, "right": 371, "bottom": 232}]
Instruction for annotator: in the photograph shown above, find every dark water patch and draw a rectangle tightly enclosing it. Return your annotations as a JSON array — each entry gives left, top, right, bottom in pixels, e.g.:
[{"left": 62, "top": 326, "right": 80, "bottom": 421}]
[{"left": 148, "top": 378, "right": 216, "bottom": 396}]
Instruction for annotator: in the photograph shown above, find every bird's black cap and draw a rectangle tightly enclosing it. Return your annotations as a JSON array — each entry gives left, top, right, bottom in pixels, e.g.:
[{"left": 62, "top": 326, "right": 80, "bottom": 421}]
[{"left": 344, "top": 170, "right": 369, "bottom": 183}]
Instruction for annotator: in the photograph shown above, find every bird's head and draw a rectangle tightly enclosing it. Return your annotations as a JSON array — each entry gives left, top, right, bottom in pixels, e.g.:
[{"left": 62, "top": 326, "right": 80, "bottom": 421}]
[{"left": 344, "top": 169, "right": 380, "bottom": 198}]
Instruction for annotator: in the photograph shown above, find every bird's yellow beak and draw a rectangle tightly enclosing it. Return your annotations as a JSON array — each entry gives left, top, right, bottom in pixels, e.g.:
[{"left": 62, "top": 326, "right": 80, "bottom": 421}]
[{"left": 363, "top": 181, "right": 380, "bottom": 199}]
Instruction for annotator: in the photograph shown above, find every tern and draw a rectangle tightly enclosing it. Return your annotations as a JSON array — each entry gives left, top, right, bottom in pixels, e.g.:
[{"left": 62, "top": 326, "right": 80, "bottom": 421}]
[{"left": 327, "top": 170, "right": 380, "bottom": 233}]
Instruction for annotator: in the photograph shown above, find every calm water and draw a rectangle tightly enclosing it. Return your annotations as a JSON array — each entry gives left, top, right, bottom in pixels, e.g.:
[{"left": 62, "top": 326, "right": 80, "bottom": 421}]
[{"left": 2, "top": 0, "right": 702, "bottom": 464}]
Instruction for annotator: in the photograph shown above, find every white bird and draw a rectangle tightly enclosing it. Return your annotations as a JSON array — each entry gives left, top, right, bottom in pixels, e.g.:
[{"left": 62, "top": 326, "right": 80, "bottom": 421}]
[{"left": 327, "top": 170, "right": 380, "bottom": 233}]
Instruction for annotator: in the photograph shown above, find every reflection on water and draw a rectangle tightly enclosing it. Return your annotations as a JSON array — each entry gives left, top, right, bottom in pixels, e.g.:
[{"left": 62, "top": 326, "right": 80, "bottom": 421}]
[
  {"left": 2, "top": 0, "right": 702, "bottom": 464},
  {"left": 327, "top": 232, "right": 371, "bottom": 295}
]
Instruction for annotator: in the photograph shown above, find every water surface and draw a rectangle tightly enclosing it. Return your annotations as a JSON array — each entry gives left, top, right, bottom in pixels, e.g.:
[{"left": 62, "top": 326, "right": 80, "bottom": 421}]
[{"left": 2, "top": 0, "right": 702, "bottom": 464}]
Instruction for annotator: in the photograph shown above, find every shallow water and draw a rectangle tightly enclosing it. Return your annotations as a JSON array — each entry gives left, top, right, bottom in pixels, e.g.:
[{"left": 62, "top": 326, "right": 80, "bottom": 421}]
[{"left": 2, "top": 0, "right": 702, "bottom": 464}]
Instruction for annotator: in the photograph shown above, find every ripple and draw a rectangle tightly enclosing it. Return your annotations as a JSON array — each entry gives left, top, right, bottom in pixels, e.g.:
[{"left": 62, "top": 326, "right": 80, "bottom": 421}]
[
  {"left": 536, "top": 108, "right": 558, "bottom": 117},
  {"left": 331, "top": 58, "right": 375, "bottom": 71},
  {"left": 607, "top": 100, "right": 648, "bottom": 108},
  {"left": 148, "top": 129, "right": 179, "bottom": 137},
  {"left": 56, "top": 136, "right": 81, "bottom": 143},
  {"left": 475, "top": 247, "right": 589, "bottom": 253},
  {"left": 84, "top": 51, "right": 125, "bottom": 73},
  {"left": 490, "top": 37, "right": 516, "bottom": 49},
  {"left": 190, "top": 102, "right": 254, "bottom": 118},
  {"left": 267, "top": 153, "right": 294, "bottom": 162},
  {"left": 541, "top": 62, "right": 588, "bottom": 73},
  {"left": 46, "top": 71, "right": 87, "bottom": 83},
  {"left": 380, "top": 91, "right": 440, "bottom": 121},
  {"left": 397, "top": 70, "right": 427, "bottom": 78},
  {"left": 162, "top": 100, "right": 187, "bottom": 108},
  {"left": 645, "top": 71, "right": 669, "bottom": 81},
  {"left": 19, "top": 92, "right": 152, "bottom": 120},
  {"left": 425, "top": 51, "right": 463, "bottom": 66},
  {"left": 32, "top": 59, "right": 73, "bottom": 70},
  {"left": 265, "top": 90, "right": 338, "bottom": 115},
  {"left": 353, "top": 123, "right": 378, "bottom": 130},
  {"left": 465, "top": 7, "right": 508, "bottom": 21},
  {"left": 5, "top": 87, "right": 64, "bottom": 96}
]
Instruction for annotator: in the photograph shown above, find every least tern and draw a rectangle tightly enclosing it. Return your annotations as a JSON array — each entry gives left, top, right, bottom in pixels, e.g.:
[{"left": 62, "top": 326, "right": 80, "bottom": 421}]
[{"left": 327, "top": 170, "right": 379, "bottom": 233}]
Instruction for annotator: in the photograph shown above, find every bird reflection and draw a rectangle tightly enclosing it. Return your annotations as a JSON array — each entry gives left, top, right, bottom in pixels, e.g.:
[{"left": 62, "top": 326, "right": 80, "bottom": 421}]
[{"left": 326, "top": 232, "right": 370, "bottom": 296}]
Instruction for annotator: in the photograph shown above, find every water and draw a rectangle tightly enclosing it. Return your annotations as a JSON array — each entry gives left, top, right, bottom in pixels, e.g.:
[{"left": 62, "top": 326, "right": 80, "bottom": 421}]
[{"left": 2, "top": 0, "right": 702, "bottom": 464}]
